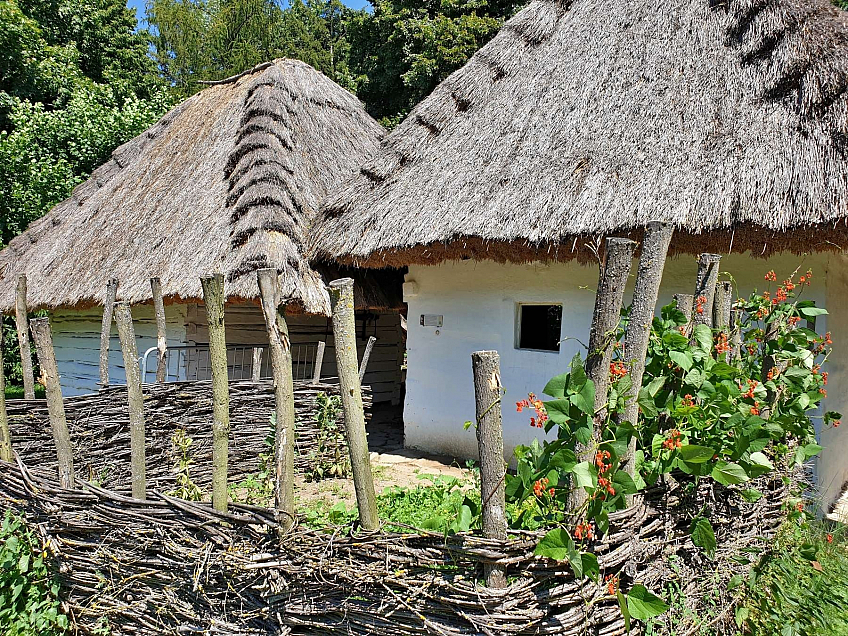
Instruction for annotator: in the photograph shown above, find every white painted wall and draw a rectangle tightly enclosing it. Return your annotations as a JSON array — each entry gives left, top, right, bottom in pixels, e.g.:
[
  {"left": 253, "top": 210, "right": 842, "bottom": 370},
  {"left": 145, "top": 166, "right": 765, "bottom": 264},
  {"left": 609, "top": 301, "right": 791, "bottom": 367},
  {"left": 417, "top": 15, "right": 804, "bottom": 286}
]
[
  {"left": 51, "top": 305, "right": 188, "bottom": 396},
  {"left": 403, "top": 252, "right": 847, "bottom": 509}
]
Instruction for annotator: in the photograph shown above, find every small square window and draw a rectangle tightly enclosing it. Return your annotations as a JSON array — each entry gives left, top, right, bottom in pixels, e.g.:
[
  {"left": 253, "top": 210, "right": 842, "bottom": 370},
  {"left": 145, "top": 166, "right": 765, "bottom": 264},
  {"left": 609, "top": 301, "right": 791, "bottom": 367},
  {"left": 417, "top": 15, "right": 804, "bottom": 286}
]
[{"left": 517, "top": 304, "right": 562, "bottom": 352}]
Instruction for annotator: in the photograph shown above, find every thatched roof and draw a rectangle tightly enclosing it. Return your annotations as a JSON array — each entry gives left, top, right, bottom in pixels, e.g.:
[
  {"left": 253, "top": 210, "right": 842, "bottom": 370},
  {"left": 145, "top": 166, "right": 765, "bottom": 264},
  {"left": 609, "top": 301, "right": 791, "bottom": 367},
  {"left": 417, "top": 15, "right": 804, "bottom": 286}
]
[
  {"left": 0, "top": 59, "right": 387, "bottom": 314},
  {"left": 311, "top": 0, "right": 848, "bottom": 267}
]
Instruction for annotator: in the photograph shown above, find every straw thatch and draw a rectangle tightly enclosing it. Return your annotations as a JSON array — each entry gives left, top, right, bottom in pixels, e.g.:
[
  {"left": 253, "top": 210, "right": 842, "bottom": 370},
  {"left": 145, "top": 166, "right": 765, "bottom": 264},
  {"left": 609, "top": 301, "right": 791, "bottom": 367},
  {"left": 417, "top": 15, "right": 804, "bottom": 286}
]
[
  {"left": 0, "top": 59, "right": 386, "bottom": 313},
  {"left": 312, "top": 0, "right": 848, "bottom": 267}
]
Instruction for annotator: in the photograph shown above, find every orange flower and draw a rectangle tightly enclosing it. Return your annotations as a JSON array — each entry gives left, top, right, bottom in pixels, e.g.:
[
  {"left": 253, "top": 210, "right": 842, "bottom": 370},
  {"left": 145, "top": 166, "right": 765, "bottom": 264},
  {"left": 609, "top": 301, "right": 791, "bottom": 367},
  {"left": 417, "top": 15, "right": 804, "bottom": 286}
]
[
  {"left": 605, "top": 574, "right": 618, "bottom": 595},
  {"left": 827, "top": 534, "right": 834, "bottom": 543},
  {"left": 764, "top": 270, "right": 777, "bottom": 282}
]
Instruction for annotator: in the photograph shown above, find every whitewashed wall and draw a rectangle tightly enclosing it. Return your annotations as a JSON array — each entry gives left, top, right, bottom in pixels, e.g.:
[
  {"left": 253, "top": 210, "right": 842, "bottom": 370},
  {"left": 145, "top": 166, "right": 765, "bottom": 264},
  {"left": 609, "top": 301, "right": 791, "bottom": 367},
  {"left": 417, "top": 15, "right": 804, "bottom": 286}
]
[
  {"left": 51, "top": 305, "right": 188, "bottom": 396},
  {"left": 403, "top": 252, "right": 847, "bottom": 509}
]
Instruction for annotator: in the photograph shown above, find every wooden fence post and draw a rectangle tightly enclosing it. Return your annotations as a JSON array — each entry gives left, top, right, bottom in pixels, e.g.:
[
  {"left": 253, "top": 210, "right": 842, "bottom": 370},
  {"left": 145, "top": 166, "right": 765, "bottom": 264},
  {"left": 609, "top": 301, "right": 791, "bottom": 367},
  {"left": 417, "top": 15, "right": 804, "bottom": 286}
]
[
  {"left": 29, "top": 317, "right": 74, "bottom": 488},
  {"left": 311, "top": 341, "right": 326, "bottom": 385},
  {"left": 151, "top": 277, "right": 168, "bottom": 383},
  {"left": 0, "top": 316, "right": 11, "bottom": 462},
  {"left": 329, "top": 278, "right": 379, "bottom": 531},
  {"left": 15, "top": 275, "right": 35, "bottom": 400},
  {"left": 114, "top": 302, "right": 147, "bottom": 500},
  {"left": 673, "top": 293, "right": 694, "bottom": 322},
  {"left": 471, "top": 350, "right": 507, "bottom": 588},
  {"left": 358, "top": 336, "right": 376, "bottom": 383},
  {"left": 257, "top": 268, "right": 296, "bottom": 531},
  {"left": 251, "top": 347, "right": 263, "bottom": 382},
  {"left": 714, "top": 281, "right": 732, "bottom": 330},
  {"left": 201, "top": 274, "right": 229, "bottom": 513},
  {"left": 692, "top": 254, "right": 721, "bottom": 327},
  {"left": 574, "top": 237, "right": 636, "bottom": 512},
  {"left": 730, "top": 308, "right": 743, "bottom": 362},
  {"left": 622, "top": 222, "right": 673, "bottom": 484},
  {"left": 99, "top": 278, "right": 118, "bottom": 387}
]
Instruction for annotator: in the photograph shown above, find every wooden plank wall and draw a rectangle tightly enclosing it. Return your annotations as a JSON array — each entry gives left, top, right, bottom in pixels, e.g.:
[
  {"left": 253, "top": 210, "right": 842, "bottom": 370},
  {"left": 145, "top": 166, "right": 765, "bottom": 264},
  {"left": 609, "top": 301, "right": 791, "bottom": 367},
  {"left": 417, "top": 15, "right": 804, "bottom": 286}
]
[{"left": 187, "top": 304, "right": 405, "bottom": 404}]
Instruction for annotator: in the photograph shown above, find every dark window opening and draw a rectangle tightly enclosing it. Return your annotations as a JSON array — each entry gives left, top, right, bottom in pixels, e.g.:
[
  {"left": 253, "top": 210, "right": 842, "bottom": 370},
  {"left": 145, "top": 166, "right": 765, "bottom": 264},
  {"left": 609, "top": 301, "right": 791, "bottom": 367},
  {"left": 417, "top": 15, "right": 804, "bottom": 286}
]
[{"left": 517, "top": 304, "right": 562, "bottom": 352}]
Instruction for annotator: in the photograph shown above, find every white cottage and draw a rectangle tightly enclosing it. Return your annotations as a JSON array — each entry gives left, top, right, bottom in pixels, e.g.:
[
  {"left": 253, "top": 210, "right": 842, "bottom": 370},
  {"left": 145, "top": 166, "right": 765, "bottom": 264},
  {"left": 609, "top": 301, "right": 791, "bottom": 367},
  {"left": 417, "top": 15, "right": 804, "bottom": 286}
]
[
  {"left": 0, "top": 59, "right": 406, "bottom": 404},
  {"left": 310, "top": 0, "right": 848, "bottom": 510}
]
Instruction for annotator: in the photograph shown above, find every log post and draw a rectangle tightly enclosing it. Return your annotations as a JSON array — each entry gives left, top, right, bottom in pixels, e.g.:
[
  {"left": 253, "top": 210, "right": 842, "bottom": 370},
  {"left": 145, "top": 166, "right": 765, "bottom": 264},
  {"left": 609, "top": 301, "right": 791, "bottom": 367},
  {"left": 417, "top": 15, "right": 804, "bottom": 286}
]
[
  {"left": 251, "top": 347, "right": 263, "bottom": 382},
  {"left": 15, "top": 275, "right": 35, "bottom": 400},
  {"left": 114, "top": 302, "right": 147, "bottom": 500},
  {"left": 329, "top": 278, "right": 379, "bottom": 531},
  {"left": 29, "top": 318, "right": 74, "bottom": 488},
  {"left": 358, "top": 335, "right": 376, "bottom": 383},
  {"left": 621, "top": 222, "right": 673, "bottom": 484},
  {"left": 692, "top": 254, "right": 722, "bottom": 327},
  {"left": 311, "top": 341, "right": 326, "bottom": 385},
  {"left": 730, "top": 308, "right": 743, "bottom": 362},
  {"left": 714, "top": 281, "right": 732, "bottom": 330},
  {"left": 99, "top": 278, "right": 118, "bottom": 387},
  {"left": 151, "top": 277, "right": 168, "bottom": 383},
  {"left": 0, "top": 316, "right": 11, "bottom": 462},
  {"left": 575, "top": 238, "right": 636, "bottom": 512},
  {"left": 201, "top": 274, "right": 229, "bottom": 513},
  {"left": 471, "top": 350, "right": 507, "bottom": 588},
  {"left": 673, "top": 293, "right": 694, "bottom": 322},
  {"left": 257, "top": 268, "right": 296, "bottom": 531}
]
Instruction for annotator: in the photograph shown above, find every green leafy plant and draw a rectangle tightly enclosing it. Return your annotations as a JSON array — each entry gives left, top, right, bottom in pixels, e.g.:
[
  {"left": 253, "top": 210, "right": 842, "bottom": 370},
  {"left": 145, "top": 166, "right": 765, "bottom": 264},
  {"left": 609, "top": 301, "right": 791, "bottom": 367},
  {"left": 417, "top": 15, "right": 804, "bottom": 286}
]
[
  {"left": 0, "top": 511, "right": 68, "bottom": 635},
  {"left": 306, "top": 392, "right": 350, "bottom": 481},
  {"left": 506, "top": 267, "right": 837, "bottom": 626},
  {"left": 167, "top": 428, "right": 202, "bottom": 501}
]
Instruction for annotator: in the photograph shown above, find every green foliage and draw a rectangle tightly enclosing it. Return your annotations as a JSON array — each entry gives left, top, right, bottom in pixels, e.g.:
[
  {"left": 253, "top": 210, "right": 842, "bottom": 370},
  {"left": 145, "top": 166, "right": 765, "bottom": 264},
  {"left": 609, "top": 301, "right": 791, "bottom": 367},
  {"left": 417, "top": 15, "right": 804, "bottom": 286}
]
[
  {"left": 737, "top": 519, "right": 848, "bottom": 635},
  {"left": 168, "top": 428, "right": 203, "bottom": 501},
  {"left": 306, "top": 392, "right": 350, "bottom": 481},
  {"left": 0, "top": 511, "right": 68, "bottom": 635}
]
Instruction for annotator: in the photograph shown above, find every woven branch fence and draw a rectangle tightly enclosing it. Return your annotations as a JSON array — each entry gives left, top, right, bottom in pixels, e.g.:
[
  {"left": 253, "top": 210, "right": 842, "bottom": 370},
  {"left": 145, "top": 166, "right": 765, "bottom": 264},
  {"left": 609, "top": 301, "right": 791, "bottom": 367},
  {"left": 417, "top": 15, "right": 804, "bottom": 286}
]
[
  {"left": 6, "top": 379, "right": 372, "bottom": 493},
  {"left": 0, "top": 454, "right": 794, "bottom": 636}
]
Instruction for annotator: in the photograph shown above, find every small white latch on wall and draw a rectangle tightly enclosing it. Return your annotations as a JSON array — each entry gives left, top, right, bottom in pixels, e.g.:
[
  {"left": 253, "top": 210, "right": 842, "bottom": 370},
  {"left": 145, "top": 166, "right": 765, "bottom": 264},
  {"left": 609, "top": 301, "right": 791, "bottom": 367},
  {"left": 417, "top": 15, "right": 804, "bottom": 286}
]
[{"left": 420, "top": 314, "right": 443, "bottom": 327}]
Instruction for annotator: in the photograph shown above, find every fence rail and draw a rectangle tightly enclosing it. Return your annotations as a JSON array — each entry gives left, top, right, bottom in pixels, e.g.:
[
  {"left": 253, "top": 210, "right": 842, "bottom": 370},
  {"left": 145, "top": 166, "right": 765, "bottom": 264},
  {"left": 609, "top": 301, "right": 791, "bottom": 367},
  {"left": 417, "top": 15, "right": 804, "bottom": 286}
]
[{"left": 141, "top": 343, "right": 322, "bottom": 384}]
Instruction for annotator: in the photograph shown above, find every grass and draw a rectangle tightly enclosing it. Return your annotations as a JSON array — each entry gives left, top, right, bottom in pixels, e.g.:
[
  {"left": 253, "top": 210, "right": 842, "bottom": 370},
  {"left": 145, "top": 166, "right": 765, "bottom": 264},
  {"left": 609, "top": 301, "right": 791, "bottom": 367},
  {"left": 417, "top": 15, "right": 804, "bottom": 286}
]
[{"left": 4, "top": 384, "right": 46, "bottom": 400}]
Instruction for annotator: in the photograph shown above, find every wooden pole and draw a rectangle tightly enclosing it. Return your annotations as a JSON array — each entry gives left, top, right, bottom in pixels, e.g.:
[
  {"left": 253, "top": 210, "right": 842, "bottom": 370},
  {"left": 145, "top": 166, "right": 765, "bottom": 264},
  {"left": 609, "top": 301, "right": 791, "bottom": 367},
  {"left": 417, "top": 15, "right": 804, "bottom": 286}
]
[
  {"left": 358, "top": 336, "right": 376, "bottom": 383},
  {"left": 311, "top": 341, "right": 326, "bottom": 385},
  {"left": 692, "top": 254, "right": 721, "bottom": 327},
  {"left": 713, "top": 281, "right": 732, "bottom": 330},
  {"left": 621, "top": 222, "right": 673, "bottom": 483},
  {"left": 98, "top": 278, "right": 118, "bottom": 387},
  {"left": 471, "top": 350, "right": 507, "bottom": 588},
  {"left": 151, "top": 277, "right": 168, "bottom": 384},
  {"left": 730, "top": 308, "right": 742, "bottom": 362},
  {"left": 251, "top": 347, "right": 263, "bottom": 382},
  {"left": 15, "top": 275, "right": 35, "bottom": 400},
  {"left": 329, "top": 278, "right": 379, "bottom": 531},
  {"left": 673, "top": 293, "right": 694, "bottom": 321},
  {"left": 29, "top": 318, "right": 74, "bottom": 488},
  {"left": 575, "top": 237, "right": 636, "bottom": 511},
  {"left": 114, "top": 302, "right": 147, "bottom": 500},
  {"left": 201, "top": 274, "right": 229, "bottom": 513},
  {"left": 0, "top": 316, "right": 11, "bottom": 462},
  {"left": 257, "top": 268, "right": 296, "bottom": 531}
]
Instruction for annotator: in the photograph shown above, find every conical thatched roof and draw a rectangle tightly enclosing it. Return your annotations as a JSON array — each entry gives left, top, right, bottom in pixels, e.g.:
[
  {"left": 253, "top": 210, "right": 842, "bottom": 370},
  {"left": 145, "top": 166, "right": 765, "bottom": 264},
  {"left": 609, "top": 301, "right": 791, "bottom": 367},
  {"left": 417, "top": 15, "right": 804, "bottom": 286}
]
[
  {"left": 0, "top": 59, "right": 386, "bottom": 314},
  {"left": 311, "top": 0, "right": 848, "bottom": 266}
]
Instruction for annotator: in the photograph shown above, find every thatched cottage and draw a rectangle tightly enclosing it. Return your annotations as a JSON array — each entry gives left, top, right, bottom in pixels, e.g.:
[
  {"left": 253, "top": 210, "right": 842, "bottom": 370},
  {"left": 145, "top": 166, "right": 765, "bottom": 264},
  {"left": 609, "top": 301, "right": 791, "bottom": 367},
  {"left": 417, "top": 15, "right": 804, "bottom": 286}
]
[
  {"left": 0, "top": 59, "right": 405, "bottom": 404},
  {"left": 311, "top": 0, "right": 848, "bottom": 508}
]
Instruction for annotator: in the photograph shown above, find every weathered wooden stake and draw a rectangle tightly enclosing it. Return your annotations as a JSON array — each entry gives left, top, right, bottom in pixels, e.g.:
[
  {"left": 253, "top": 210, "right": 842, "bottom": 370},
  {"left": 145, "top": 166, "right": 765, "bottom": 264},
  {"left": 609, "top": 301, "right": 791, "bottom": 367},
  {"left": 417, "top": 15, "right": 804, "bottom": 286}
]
[
  {"left": 575, "top": 238, "right": 636, "bottom": 511},
  {"left": 311, "top": 341, "right": 326, "bottom": 385},
  {"left": 29, "top": 318, "right": 74, "bottom": 488},
  {"left": 692, "top": 254, "right": 722, "bottom": 327},
  {"left": 714, "top": 281, "right": 732, "bottom": 329},
  {"left": 0, "top": 316, "right": 11, "bottom": 462},
  {"left": 471, "top": 350, "right": 507, "bottom": 588},
  {"left": 99, "top": 278, "right": 118, "bottom": 387},
  {"left": 358, "top": 336, "right": 376, "bottom": 382},
  {"left": 257, "top": 268, "right": 296, "bottom": 531},
  {"left": 15, "top": 275, "right": 35, "bottom": 400},
  {"left": 151, "top": 277, "right": 168, "bottom": 383},
  {"left": 114, "top": 302, "right": 147, "bottom": 500},
  {"left": 329, "top": 278, "right": 379, "bottom": 531},
  {"left": 673, "top": 293, "right": 694, "bottom": 321},
  {"left": 201, "top": 274, "right": 230, "bottom": 513},
  {"left": 622, "top": 222, "right": 673, "bottom": 484},
  {"left": 251, "top": 347, "right": 263, "bottom": 382},
  {"left": 729, "top": 309, "right": 743, "bottom": 362}
]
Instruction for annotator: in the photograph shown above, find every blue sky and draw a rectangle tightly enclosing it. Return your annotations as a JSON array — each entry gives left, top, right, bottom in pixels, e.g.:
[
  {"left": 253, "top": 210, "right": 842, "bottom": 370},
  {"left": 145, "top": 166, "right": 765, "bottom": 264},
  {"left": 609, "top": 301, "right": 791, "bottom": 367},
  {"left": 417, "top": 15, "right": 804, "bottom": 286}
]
[{"left": 127, "top": 0, "right": 370, "bottom": 26}]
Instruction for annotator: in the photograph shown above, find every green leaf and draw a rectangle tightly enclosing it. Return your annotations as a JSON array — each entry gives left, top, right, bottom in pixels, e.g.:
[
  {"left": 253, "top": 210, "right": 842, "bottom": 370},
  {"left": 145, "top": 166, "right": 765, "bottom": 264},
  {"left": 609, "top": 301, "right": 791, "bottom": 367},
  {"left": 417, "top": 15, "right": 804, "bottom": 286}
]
[
  {"left": 638, "top": 388, "right": 659, "bottom": 418},
  {"left": 544, "top": 399, "right": 572, "bottom": 424},
  {"left": 449, "top": 505, "right": 473, "bottom": 533},
  {"left": 690, "top": 517, "right": 716, "bottom": 558},
  {"left": 662, "top": 330, "right": 689, "bottom": 350},
  {"left": 571, "top": 380, "right": 596, "bottom": 415},
  {"left": 740, "top": 489, "right": 763, "bottom": 503},
  {"left": 581, "top": 552, "right": 599, "bottom": 581},
  {"left": 735, "top": 606, "right": 749, "bottom": 627},
  {"left": 572, "top": 462, "right": 596, "bottom": 489},
  {"left": 420, "top": 516, "right": 445, "bottom": 531},
  {"left": 613, "top": 470, "right": 638, "bottom": 495},
  {"left": 646, "top": 376, "right": 666, "bottom": 397},
  {"left": 746, "top": 451, "right": 774, "bottom": 478},
  {"left": 669, "top": 350, "right": 694, "bottom": 371},
  {"left": 728, "top": 575, "right": 743, "bottom": 591},
  {"left": 693, "top": 324, "right": 713, "bottom": 353},
  {"left": 626, "top": 585, "right": 669, "bottom": 620},
  {"left": 799, "top": 307, "right": 828, "bottom": 317},
  {"left": 617, "top": 589, "right": 632, "bottom": 633},
  {"left": 543, "top": 373, "right": 569, "bottom": 398},
  {"left": 678, "top": 445, "right": 715, "bottom": 464},
  {"left": 803, "top": 443, "right": 823, "bottom": 459},
  {"left": 534, "top": 528, "right": 574, "bottom": 561},
  {"left": 712, "top": 461, "right": 749, "bottom": 485},
  {"left": 549, "top": 448, "right": 577, "bottom": 473}
]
